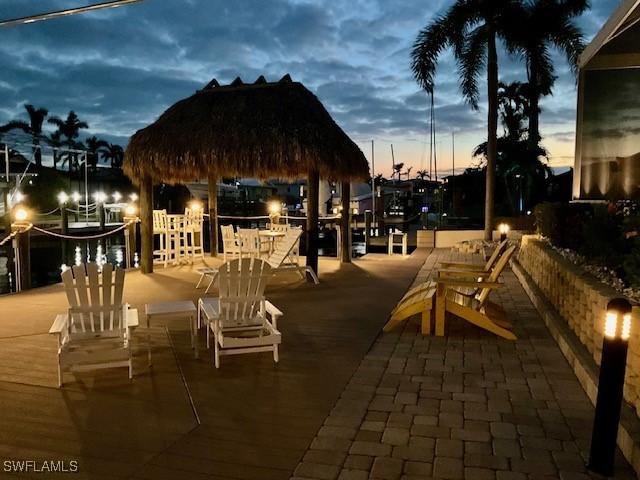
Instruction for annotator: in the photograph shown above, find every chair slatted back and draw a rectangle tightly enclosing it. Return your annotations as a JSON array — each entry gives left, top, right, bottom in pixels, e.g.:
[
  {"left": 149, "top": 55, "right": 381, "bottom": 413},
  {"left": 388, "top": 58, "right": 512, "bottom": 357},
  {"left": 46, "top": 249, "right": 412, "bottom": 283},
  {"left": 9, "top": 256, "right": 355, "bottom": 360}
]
[
  {"left": 218, "top": 258, "right": 271, "bottom": 329},
  {"left": 476, "top": 245, "right": 516, "bottom": 306},
  {"left": 221, "top": 224, "right": 237, "bottom": 251},
  {"left": 484, "top": 239, "right": 508, "bottom": 271},
  {"left": 266, "top": 229, "right": 302, "bottom": 269},
  {"left": 62, "top": 263, "right": 126, "bottom": 338},
  {"left": 153, "top": 210, "right": 167, "bottom": 232},
  {"left": 237, "top": 228, "right": 260, "bottom": 253},
  {"left": 185, "top": 207, "right": 204, "bottom": 231}
]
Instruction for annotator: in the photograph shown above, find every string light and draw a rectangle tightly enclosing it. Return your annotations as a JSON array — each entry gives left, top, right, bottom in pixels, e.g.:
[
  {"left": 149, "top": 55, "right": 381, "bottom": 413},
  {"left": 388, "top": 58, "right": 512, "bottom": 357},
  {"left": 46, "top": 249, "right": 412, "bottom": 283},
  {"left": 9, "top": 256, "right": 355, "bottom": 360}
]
[
  {"left": 134, "top": 252, "right": 139, "bottom": 269},
  {"left": 74, "top": 246, "right": 82, "bottom": 266}
]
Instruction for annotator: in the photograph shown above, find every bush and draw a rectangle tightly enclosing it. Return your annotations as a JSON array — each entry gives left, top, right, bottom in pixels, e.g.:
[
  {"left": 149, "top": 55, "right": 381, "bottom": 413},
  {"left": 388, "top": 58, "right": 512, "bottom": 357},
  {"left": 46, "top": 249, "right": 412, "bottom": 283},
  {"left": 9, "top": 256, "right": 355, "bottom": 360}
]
[{"left": 533, "top": 202, "right": 592, "bottom": 250}]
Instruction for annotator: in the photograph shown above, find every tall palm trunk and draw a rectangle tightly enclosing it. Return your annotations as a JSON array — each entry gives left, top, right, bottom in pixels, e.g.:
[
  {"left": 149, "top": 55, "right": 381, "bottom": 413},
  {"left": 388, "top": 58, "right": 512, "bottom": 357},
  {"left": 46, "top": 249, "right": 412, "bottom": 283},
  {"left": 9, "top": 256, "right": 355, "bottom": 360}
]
[
  {"left": 484, "top": 30, "right": 499, "bottom": 241},
  {"left": 527, "top": 60, "right": 540, "bottom": 152}
]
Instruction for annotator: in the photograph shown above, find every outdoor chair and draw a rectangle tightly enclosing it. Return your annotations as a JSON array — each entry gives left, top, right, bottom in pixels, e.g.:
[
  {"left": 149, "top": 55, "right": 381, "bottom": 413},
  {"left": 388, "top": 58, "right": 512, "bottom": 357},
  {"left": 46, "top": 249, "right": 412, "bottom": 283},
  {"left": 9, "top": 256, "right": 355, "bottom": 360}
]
[
  {"left": 152, "top": 209, "right": 169, "bottom": 267},
  {"left": 438, "top": 239, "right": 508, "bottom": 273},
  {"left": 49, "top": 263, "right": 139, "bottom": 387},
  {"left": 221, "top": 224, "right": 242, "bottom": 261},
  {"left": 195, "top": 228, "right": 317, "bottom": 293},
  {"left": 237, "top": 228, "right": 269, "bottom": 258},
  {"left": 184, "top": 206, "right": 205, "bottom": 260},
  {"left": 197, "top": 258, "right": 282, "bottom": 368},
  {"left": 433, "top": 245, "right": 517, "bottom": 340}
]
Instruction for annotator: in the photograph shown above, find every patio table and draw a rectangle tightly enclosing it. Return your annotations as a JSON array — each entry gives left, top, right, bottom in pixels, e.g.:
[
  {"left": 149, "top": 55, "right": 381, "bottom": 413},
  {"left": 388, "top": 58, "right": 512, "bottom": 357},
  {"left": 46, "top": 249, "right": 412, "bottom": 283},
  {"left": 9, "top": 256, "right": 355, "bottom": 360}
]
[
  {"left": 145, "top": 300, "right": 198, "bottom": 365},
  {"left": 259, "top": 229, "right": 286, "bottom": 255}
]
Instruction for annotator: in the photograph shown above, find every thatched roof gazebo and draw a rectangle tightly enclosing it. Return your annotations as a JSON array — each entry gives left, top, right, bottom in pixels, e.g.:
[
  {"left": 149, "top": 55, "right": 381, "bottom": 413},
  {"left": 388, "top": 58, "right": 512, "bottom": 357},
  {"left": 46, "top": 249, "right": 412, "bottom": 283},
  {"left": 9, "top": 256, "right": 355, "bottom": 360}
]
[{"left": 124, "top": 74, "right": 369, "bottom": 277}]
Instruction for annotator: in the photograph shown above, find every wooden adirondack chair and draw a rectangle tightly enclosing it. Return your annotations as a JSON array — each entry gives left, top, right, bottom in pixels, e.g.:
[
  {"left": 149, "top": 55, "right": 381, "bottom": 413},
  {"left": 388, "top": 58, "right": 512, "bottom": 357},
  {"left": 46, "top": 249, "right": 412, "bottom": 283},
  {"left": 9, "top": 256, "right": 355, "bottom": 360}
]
[
  {"left": 237, "top": 228, "right": 269, "bottom": 258},
  {"left": 49, "top": 263, "right": 139, "bottom": 386},
  {"left": 198, "top": 258, "right": 282, "bottom": 368},
  {"left": 438, "top": 239, "right": 508, "bottom": 272},
  {"left": 434, "top": 245, "right": 517, "bottom": 340}
]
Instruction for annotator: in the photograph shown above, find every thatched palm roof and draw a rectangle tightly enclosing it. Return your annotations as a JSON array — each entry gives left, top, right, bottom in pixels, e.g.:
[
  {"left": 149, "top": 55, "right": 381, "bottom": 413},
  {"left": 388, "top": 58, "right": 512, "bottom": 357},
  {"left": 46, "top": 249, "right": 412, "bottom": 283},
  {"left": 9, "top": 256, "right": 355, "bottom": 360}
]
[{"left": 124, "top": 75, "right": 369, "bottom": 183}]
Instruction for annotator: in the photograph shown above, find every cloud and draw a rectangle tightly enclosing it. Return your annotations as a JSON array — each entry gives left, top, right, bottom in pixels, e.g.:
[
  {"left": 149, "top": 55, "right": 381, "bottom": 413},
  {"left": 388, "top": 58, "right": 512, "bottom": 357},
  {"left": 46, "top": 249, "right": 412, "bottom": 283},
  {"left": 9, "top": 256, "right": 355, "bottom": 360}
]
[{"left": 0, "top": 0, "right": 623, "bottom": 173}]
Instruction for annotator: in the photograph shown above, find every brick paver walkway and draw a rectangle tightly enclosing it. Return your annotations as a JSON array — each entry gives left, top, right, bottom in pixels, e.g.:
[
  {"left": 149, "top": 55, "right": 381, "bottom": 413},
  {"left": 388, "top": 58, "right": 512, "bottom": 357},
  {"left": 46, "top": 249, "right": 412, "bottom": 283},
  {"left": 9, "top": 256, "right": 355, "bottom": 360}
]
[{"left": 292, "top": 248, "right": 636, "bottom": 480}]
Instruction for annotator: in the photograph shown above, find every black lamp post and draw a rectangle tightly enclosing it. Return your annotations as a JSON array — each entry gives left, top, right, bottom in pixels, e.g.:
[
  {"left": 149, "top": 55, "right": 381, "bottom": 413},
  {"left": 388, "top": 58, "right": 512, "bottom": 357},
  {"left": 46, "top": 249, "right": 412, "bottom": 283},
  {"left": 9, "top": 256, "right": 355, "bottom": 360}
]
[{"left": 588, "top": 297, "right": 633, "bottom": 477}]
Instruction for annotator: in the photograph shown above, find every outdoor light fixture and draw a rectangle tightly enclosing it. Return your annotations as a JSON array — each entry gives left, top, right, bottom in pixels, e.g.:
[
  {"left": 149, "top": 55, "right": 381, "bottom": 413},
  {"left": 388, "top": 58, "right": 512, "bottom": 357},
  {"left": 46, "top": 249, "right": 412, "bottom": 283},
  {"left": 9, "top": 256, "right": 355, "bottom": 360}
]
[
  {"left": 589, "top": 298, "right": 633, "bottom": 476},
  {"left": 72, "top": 192, "right": 82, "bottom": 203},
  {"left": 129, "top": 193, "right": 138, "bottom": 202},
  {"left": 13, "top": 206, "right": 29, "bottom": 222},
  {"left": 93, "top": 191, "right": 107, "bottom": 203},
  {"left": 57, "top": 192, "right": 69, "bottom": 205},
  {"left": 268, "top": 201, "right": 281, "bottom": 215},
  {"left": 498, "top": 223, "right": 510, "bottom": 242},
  {"left": 189, "top": 201, "right": 203, "bottom": 211},
  {"left": 124, "top": 204, "right": 138, "bottom": 217},
  {"left": 112, "top": 191, "right": 122, "bottom": 203}
]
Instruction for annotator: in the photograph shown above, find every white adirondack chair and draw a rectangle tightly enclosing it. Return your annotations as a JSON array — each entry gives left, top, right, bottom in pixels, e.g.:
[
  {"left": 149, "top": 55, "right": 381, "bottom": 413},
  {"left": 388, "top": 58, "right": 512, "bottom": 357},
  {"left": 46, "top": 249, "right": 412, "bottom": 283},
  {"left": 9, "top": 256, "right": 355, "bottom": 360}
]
[
  {"left": 199, "top": 258, "right": 282, "bottom": 368},
  {"left": 221, "top": 224, "right": 242, "bottom": 261},
  {"left": 49, "top": 263, "right": 139, "bottom": 387}
]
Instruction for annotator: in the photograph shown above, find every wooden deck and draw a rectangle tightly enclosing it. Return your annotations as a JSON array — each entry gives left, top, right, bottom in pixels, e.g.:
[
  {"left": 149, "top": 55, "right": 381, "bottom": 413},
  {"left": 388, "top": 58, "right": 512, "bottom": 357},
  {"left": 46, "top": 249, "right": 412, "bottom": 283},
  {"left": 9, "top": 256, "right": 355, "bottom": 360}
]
[{"left": 0, "top": 251, "right": 429, "bottom": 479}]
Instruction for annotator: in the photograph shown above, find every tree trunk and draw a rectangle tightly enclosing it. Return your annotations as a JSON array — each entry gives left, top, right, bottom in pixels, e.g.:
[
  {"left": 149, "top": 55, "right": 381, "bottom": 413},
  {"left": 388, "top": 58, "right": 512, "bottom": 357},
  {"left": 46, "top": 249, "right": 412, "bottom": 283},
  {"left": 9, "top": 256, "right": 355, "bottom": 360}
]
[
  {"left": 34, "top": 142, "right": 42, "bottom": 168},
  {"left": 306, "top": 169, "right": 320, "bottom": 281},
  {"left": 527, "top": 60, "right": 540, "bottom": 153},
  {"left": 340, "top": 181, "right": 351, "bottom": 263},
  {"left": 140, "top": 175, "right": 154, "bottom": 274},
  {"left": 208, "top": 173, "right": 218, "bottom": 257},
  {"left": 484, "top": 31, "right": 499, "bottom": 241}
]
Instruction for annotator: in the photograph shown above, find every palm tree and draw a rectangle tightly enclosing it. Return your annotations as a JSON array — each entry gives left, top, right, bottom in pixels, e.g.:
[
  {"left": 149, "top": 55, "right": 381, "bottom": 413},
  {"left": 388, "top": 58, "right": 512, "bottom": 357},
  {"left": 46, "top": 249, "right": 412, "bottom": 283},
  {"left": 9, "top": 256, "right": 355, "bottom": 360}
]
[
  {"left": 392, "top": 162, "right": 405, "bottom": 181},
  {"left": 510, "top": 0, "right": 588, "bottom": 151},
  {"left": 416, "top": 169, "right": 431, "bottom": 180},
  {"left": 473, "top": 81, "right": 551, "bottom": 213},
  {"left": 101, "top": 143, "right": 124, "bottom": 169},
  {"left": 0, "top": 104, "right": 48, "bottom": 167},
  {"left": 84, "top": 136, "right": 108, "bottom": 171},
  {"left": 411, "top": 0, "right": 522, "bottom": 240},
  {"left": 48, "top": 111, "right": 88, "bottom": 173},
  {"left": 46, "top": 132, "right": 63, "bottom": 170}
]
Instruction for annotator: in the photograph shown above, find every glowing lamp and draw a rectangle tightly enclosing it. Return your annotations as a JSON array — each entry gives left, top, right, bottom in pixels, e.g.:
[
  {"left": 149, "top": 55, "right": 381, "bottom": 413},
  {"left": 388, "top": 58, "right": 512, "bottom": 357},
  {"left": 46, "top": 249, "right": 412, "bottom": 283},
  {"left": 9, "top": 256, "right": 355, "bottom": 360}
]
[
  {"left": 129, "top": 193, "right": 138, "bottom": 202},
  {"left": 189, "top": 200, "right": 202, "bottom": 212},
  {"left": 72, "top": 192, "right": 82, "bottom": 203},
  {"left": 93, "top": 191, "right": 107, "bottom": 203},
  {"left": 113, "top": 191, "right": 122, "bottom": 203},
  {"left": 57, "top": 192, "right": 69, "bottom": 205},
  {"left": 498, "top": 223, "right": 510, "bottom": 241},
  {"left": 125, "top": 204, "right": 138, "bottom": 217},
  {"left": 13, "top": 191, "right": 25, "bottom": 204},
  {"left": 588, "top": 297, "right": 634, "bottom": 476},
  {"left": 13, "top": 206, "right": 29, "bottom": 222},
  {"left": 268, "top": 201, "right": 281, "bottom": 215}
]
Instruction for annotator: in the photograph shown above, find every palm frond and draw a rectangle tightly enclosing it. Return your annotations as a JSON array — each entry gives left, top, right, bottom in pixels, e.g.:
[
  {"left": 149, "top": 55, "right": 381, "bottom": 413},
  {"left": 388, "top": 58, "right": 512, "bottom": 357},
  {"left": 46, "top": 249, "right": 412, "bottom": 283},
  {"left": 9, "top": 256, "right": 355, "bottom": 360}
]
[{"left": 460, "top": 24, "right": 488, "bottom": 109}]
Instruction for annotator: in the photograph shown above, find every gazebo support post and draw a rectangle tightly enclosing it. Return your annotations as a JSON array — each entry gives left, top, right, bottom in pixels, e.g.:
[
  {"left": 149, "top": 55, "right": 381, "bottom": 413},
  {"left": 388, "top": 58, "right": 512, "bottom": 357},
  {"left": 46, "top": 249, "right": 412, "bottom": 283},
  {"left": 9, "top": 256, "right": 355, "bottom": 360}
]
[
  {"left": 340, "top": 181, "right": 351, "bottom": 263},
  {"left": 140, "top": 174, "right": 154, "bottom": 274},
  {"left": 306, "top": 169, "right": 320, "bottom": 281},
  {"left": 208, "top": 173, "right": 218, "bottom": 257}
]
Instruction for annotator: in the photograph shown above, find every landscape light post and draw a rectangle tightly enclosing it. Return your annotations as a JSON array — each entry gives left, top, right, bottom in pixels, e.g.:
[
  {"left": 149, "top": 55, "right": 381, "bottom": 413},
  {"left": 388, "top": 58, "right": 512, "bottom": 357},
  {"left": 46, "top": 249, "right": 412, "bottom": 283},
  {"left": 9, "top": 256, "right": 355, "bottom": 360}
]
[
  {"left": 58, "top": 192, "right": 69, "bottom": 265},
  {"left": 11, "top": 206, "right": 31, "bottom": 291},
  {"left": 498, "top": 223, "right": 510, "bottom": 242},
  {"left": 588, "top": 298, "right": 633, "bottom": 477}
]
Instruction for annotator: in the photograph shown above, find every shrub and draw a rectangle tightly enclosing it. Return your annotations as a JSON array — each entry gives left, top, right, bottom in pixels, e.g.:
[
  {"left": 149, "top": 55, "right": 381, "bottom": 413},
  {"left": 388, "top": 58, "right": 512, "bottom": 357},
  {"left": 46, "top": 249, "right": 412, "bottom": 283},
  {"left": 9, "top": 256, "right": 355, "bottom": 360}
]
[{"left": 533, "top": 202, "right": 592, "bottom": 250}]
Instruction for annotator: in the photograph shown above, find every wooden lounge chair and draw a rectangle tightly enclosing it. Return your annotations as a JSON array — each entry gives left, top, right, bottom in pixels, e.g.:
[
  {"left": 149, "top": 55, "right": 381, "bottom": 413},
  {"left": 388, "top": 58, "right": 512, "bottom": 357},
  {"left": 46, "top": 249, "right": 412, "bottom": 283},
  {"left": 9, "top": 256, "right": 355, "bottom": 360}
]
[
  {"left": 196, "top": 228, "right": 318, "bottom": 293},
  {"left": 433, "top": 245, "right": 517, "bottom": 340},
  {"left": 49, "top": 263, "right": 139, "bottom": 387},
  {"left": 387, "top": 239, "right": 509, "bottom": 322},
  {"left": 384, "top": 245, "right": 516, "bottom": 339},
  {"left": 198, "top": 258, "right": 282, "bottom": 368},
  {"left": 438, "top": 239, "right": 508, "bottom": 272}
]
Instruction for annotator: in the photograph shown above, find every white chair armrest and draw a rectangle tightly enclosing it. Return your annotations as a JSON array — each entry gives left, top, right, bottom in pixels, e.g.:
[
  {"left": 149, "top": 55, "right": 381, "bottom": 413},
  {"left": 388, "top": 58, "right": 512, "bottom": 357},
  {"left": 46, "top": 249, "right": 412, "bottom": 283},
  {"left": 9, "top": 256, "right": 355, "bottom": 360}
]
[
  {"left": 265, "top": 301, "right": 283, "bottom": 328},
  {"left": 125, "top": 307, "right": 140, "bottom": 328},
  {"left": 49, "top": 314, "right": 68, "bottom": 335}
]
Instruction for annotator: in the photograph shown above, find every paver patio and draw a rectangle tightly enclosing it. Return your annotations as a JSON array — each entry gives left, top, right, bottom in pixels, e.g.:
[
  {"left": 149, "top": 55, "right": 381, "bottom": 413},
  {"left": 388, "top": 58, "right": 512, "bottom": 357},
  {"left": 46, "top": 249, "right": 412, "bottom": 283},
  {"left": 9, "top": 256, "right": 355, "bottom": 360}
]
[
  {"left": 293, "top": 248, "right": 637, "bottom": 480},
  {"left": 0, "top": 251, "right": 428, "bottom": 479}
]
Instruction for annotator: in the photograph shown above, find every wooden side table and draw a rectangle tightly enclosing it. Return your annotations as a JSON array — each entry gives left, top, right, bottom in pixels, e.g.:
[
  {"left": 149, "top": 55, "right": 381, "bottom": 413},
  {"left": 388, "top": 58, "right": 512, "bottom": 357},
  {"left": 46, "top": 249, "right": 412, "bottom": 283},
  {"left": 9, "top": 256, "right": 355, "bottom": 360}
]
[
  {"left": 145, "top": 300, "right": 198, "bottom": 365},
  {"left": 388, "top": 232, "right": 408, "bottom": 256}
]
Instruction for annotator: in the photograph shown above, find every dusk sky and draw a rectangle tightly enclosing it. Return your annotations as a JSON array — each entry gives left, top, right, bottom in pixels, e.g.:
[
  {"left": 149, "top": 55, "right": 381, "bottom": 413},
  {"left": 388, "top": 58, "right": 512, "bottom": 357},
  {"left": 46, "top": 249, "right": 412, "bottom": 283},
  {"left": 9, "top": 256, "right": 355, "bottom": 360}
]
[{"left": 0, "top": 0, "right": 622, "bottom": 178}]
